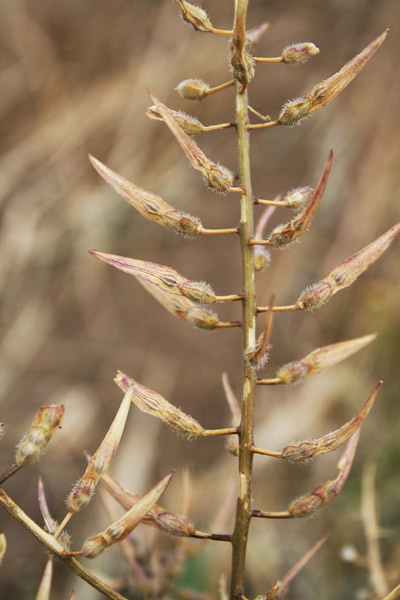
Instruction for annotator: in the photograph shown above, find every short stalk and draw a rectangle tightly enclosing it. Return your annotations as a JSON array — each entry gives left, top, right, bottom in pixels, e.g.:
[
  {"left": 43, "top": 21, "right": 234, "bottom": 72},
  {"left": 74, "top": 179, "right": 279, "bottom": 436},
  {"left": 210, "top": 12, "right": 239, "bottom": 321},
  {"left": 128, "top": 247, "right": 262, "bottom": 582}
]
[
  {"left": 200, "top": 227, "right": 239, "bottom": 236},
  {"left": 248, "top": 120, "right": 280, "bottom": 130},
  {"left": 250, "top": 445, "right": 282, "bottom": 458},
  {"left": 206, "top": 80, "right": 234, "bottom": 95},
  {"left": 253, "top": 56, "right": 283, "bottom": 63},
  {"left": 257, "top": 378, "right": 282, "bottom": 386},
  {"left": 257, "top": 304, "right": 298, "bottom": 312},
  {"left": 252, "top": 509, "right": 292, "bottom": 519}
]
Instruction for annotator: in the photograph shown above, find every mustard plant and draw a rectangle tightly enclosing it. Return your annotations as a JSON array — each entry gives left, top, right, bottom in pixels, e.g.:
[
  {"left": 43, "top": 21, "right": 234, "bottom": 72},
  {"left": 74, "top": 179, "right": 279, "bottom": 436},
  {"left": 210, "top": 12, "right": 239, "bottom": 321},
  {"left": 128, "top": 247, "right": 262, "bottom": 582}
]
[{"left": 0, "top": 2, "right": 399, "bottom": 599}]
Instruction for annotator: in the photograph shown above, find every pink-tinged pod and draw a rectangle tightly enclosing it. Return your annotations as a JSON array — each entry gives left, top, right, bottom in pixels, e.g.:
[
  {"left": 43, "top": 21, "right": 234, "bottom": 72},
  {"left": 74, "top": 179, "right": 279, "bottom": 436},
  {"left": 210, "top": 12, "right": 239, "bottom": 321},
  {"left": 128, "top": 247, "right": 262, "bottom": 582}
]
[
  {"left": 277, "top": 333, "right": 376, "bottom": 384},
  {"left": 281, "top": 42, "right": 319, "bottom": 64},
  {"left": 296, "top": 222, "right": 400, "bottom": 310},
  {"left": 279, "top": 30, "right": 388, "bottom": 126},
  {"left": 89, "top": 250, "right": 216, "bottom": 304},
  {"left": 282, "top": 381, "right": 382, "bottom": 462},
  {"left": 288, "top": 432, "right": 359, "bottom": 518},
  {"left": 149, "top": 90, "right": 234, "bottom": 192},
  {"left": 89, "top": 155, "right": 202, "bottom": 236}
]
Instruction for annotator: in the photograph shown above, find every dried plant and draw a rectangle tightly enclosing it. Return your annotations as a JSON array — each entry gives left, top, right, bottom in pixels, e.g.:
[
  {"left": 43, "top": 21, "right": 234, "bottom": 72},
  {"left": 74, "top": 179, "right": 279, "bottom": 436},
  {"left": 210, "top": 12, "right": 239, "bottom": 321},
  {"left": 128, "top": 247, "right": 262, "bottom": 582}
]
[{"left": 0, "top": 2, "right": 399, "bottom": 599}]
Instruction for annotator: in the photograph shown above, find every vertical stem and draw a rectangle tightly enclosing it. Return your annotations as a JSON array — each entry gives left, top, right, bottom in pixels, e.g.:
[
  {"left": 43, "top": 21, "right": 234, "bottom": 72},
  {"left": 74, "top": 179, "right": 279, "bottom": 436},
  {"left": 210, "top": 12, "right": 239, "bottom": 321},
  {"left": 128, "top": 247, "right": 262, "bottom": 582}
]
[{"left": 230, "top": 2, "right": 256, "bottom": 595}]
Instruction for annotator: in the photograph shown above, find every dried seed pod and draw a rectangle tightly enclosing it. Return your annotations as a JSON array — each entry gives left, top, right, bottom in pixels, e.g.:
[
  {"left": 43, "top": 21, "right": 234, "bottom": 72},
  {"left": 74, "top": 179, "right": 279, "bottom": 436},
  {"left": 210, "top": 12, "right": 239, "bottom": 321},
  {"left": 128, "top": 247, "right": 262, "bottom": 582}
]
[
  {"left": 35, "top": 556, "right": 53, "bottom": 600},
  {"left": 89, "top": 250, "right": 216, "bottom": 304},
  {"left": 255, "top": 536, "right": 328, "bottom": 599},
  {"left": 149, "top": 90, "right": 234, "bottom": 191},
  {"left": 146, "top": 105, "right": 204, "bottom": 135},
  {"left": 245, "top": 22, "right": 270, "bottom": 51},
  {"left": 115, "top": 371, "right": 205, "bottom": 439},
  {"left": 279, "top": 30, "right": 388, "bottom": 126},
  {"left": 0, "top": 533, "right": 6, "bottom": 566},
  {"left": 140, "top": 278, "right": 220, "bottom": 329},
  {"left": 101, "top": 472, "right": 195, "bottom": 537},
  {"left": 296, "top": 222, "right": 400, "bottom": 310},
  {"left": 175, "top": 0, "right": 213, "bottom": 33},
  {"left": 266, "top": 151, "right": 332, "bottom": 248},
  {"left": 175, "top": 78, "right": 211, "bottom": 100},
  {"left": 67, "top": 387, "right": 132, "bottom": 513},
  {"left": 277, "top": 333, "right": 376, "bottom": 384},
  {"left": 245, "top": 293, "right": 275, "bottom": 369},
  {"left": 283, "top": 186, "right": 314, "bottom": 209},
  {"left": 281, "top": 42, "right": 319, "bottom": 64},
  {"left": 81, "top": 472, "right": 173, "bottom": 558},
  {"left": 254, "top": 247, "right": 271, "bottom": 272},
  {"left": 89, "top": 155, "right": 202, "bottom": 236},
  {"left": 15, "top": 405, "right": 64, "bottom": 468},
  {"left": 222, "top": 373, "right": 240, "bottom": 456},
  {"left": 282, "top": 381, "right": 382, "bottom": 463},
  {"left": 288, "top": 432, "right": 359, "bottom": 518}
]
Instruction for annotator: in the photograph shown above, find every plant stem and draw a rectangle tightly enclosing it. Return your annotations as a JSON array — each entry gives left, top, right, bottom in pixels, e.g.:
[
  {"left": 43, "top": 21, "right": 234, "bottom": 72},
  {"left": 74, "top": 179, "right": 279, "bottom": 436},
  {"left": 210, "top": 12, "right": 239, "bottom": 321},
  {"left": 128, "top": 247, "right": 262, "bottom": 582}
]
[
  {"left": 230, "top": 2, "right": 256, "bottom": 597},
  {"left": 0, "top": 489, "right": 128, "bottom": 600}
]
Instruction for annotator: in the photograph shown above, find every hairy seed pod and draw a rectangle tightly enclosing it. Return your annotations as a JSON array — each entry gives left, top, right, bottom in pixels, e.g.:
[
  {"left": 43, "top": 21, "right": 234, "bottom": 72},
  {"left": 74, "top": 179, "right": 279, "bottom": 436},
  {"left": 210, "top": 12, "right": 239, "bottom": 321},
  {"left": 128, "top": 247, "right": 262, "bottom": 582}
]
[
  {"left": 175, "top": 78, "right": 210, "bottom": 100},
  {"left": 101, "top": 472, "right": 195, "bottom": 536},
  {"left": 67, "top": 387, "right": 132, "bottom": 513},
  {"left": 279, "top": 30, "right": 388, "bottom": 126},
  {"left": 282, "top": 381, "right": 381, "bottom": 463},
  {"left": 89, "top": 155, "right": 202, "bottom": 236},
  {"left": 146, "top": 105, "right": 204, "bottom": 135},
  {"left": 115, "top": 371, "right": 205, "bottom": 439},
  {"left": 281, "top": 42, "right": 319, "bottom": 64},
  {"left": 139, "top": 278, "right": 220, "bottom": 329},
  {"left": 296, "top": 222, "right": 400, "bottom": 310},
  {"left": 175, "top": 0, "right": 213, "bottom": 33},
  {"left": 15, "top": 405, "right": 64, "bottom": 468},
  {"left": 288, "top": 433, "right": 359, "bottom": 518},
  {"left": 266, "top": 151, "right": 332, "bottom": 248},
  {"left": 283, "top": 186, "right": 314, "bottom": 209},
  {"left": 231, "top": 48, "right": 255, "bottom": 86},
  {"left": 89, "top": 251, "right": 216, "bottom": 304},
  {"left": 81, "top": 473, "right": 173, "bottom": 558},
  {"left": 277, "top": 333, "right": 376, "bottom": 385},
  {"left": 150, "top": 90, "right": 234, "bottom": 192}
]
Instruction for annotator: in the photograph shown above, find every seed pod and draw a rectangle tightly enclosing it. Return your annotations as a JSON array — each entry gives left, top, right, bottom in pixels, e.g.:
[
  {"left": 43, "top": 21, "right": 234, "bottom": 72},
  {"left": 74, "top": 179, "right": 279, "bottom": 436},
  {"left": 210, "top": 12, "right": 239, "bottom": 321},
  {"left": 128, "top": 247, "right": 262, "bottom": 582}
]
[
  {"left": 175, "top": 78, "right": 211, "bottom": 101},
  {"left": 89, "top": 250, "right": 216, "bottom": 304},
  {"left": 277, "top": 333, "right": 376, "bottom": 384},
  {"left": 256, "top": 536, "right": 327, "bottom": 599},
  {"left": 89, "top": 155, "right": 202, "bottom": 236},
  {"left": 67, "top": 387, "right": 132, "bottom": 513},
  {"left": 81, "top": 472, "right": 173, "bottom": 558},
  {"left": 288, "top": 432, "right": 359, "bottom": 518},
  {"left": 115, "top": 371, "right": 205, "bottom": 439},
  {"left": 282, "top": 381, "right": 382, "bottom": 463},
  {"left": 101, "top": 471, "right": 195, "bottom": 537},
  {"left": 279, "top": 30, "right": 388, "bottom": 126},
  {"left": 15, "top": 405, "right": 64, "bottom": 468},
  {"left": 254, "top": 247, "right": 271, "bottom": 272},
  {"left": 245, "top": 293, "right": 275, "bottom": 369},
  {"left": 35, "top": 556, "right": 53, "bottom": 600},
  {"left": 245, "top": 22, "right": 270, "bottom": 51},
  {"left": 0, "top": 533, "right": 6, "bottom": 566},
  {"left": 175, "top": 0, "right": 213, "bottom": 33},
  {"left": 146, "top": 105, "right": 204, "bottom": 135},
  {"left": 266, "top": 151, "right": 332, "bottom": 248},
  {"left": 296, "top": 222, "right": 400, "bottom": 310},
  {"left": 140, "top": 278, "right": 220, "bottom": 329},
  {"left": 231, "top": 45, "right": 255, "bottom": 86},
  {"left": 281, "top": 42, "right": 319, "bottom": 64},
  {"left": 149, "top": 90, "right": 234, "bottom": 192},
  {"left": 283, "top": 186, "right": 314, "bottom": 209}
]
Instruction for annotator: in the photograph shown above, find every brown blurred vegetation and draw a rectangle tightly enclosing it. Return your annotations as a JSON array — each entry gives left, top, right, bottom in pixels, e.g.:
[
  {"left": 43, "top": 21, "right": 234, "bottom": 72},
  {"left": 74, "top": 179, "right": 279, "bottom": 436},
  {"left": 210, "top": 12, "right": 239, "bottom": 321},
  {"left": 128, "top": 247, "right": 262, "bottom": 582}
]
[{"left": 0, "top": 0, "right": 399, "bottom": 598}]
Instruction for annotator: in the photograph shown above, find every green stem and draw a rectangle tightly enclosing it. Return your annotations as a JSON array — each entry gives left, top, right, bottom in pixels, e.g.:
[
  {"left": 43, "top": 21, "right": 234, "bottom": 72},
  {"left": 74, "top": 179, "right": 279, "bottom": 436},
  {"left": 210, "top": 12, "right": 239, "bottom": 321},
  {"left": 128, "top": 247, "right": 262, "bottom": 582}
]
[{"left": 230, "top": 3, "right": 256, "bottom": 597}]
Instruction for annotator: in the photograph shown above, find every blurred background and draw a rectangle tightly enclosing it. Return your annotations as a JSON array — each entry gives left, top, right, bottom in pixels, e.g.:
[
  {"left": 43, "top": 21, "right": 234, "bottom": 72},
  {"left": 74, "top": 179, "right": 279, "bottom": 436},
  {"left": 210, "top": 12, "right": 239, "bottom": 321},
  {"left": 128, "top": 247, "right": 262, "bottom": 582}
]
[{"left": 0, "top": 0, "right": 399, "bottom": 598}]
